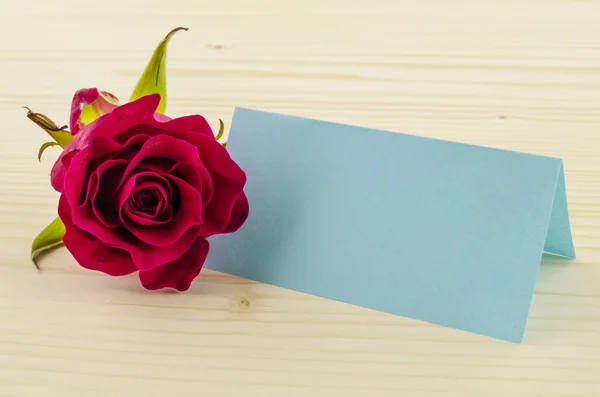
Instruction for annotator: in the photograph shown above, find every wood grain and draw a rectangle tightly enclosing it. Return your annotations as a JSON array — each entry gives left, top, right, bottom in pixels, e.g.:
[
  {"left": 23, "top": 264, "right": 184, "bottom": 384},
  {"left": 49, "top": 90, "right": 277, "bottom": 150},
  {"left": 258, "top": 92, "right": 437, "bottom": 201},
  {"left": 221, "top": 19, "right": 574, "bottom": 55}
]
[{"left": 1, "top": 0, "right": 599, "bottom": 396}]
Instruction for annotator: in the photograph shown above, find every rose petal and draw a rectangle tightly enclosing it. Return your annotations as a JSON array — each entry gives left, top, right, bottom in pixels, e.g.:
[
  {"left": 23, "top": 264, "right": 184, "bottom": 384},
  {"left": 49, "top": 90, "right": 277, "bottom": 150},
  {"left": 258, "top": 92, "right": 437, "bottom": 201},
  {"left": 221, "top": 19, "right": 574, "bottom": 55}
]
[
  {"left": 71, "top": 164, "right": 143, "bottom": 251},
  {"left": 146, "top": 118, "right": 241, "bottom": 187},
  {"left": 130, "top": 184, "right": 166, "bottom": 217},
  {"left": 134, "top": 178, "right": 172, "bottom": 204},
  {"left": 138, "top": 237, "right": 209, "bottom": 291},
  {"left": 222, "top": 192, "right": 249, "bottom": 234},
  {"left": 50, "top": 149, "right": 77, "bottom": 193},
  {"left": 154, "top": 113, "right": 172, "bottom": 123},
  {"left": 125, "top": 174, "right": 202, "bottom": 247},
  {"left": 91, "top": 161, "right": 129, "bottom": 228},
  {"left": 117, "top": 171, "right": 174, "bottom": 225},
  {"left": 127, "top": 204, "right": 174, "bottom": 226},
  {"left": 71, "top": 204, "right": 142, "bottom": 250},
  {"left": 169, "top": 161, "right": 213, "bottom": 208},
  {"left": 135, "top": 158, "right": 175, "bottom": 174},
  {"left": 129, "top": 225, "right": 200, "bottom": 271},
  {"left": 51, "top": 126, "right": 147, "bottom": 194},
  {"left": 135, "top": 157, "right": 213, "bottom": 210},
  {"left": 98, "top": 91, "right": 120, "bottom": 109},
  {"left": 59, "top": 195, "right": 137, "bottom": 276},
  {"left": 88, "top": 94, "right": 161, "bottom": 141},
  {"left": 199, "top": 169, "right": 247, "bottom": 236},
  {"left": 53, "top": 94, "right": 160, "bottom": 193},
  {"left": 68, "top": 157, "right": 125, "bottom": 210},
  {"left": 117, "top": 172, "right": 142, "bottom": 206},
  {"left": 159, "top": 114, "right": 216, "bottom": 139},
  {"left": 113, "top": 124, "right": 166, "bottom": 146},
  {"left": 121, "top": 134, "right": 202, "bottom": 181},
  {"left": 62, "top": 149, "right": 93, "bottom": 207},
  {"left": 147, "top": 132, "right": 246, "bottom": 235},
  {"left": 60, "top": 95, "right": 160, "bottom": 166}
]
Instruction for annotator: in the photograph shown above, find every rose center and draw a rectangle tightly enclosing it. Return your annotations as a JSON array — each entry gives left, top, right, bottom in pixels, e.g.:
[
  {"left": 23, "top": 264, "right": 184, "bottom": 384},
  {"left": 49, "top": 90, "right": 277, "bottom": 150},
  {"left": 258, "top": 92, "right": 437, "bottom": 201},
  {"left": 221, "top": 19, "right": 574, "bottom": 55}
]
[
  {"left": 134, "top": 189, "right": 159, "bottom": 211},
  {"left": 125, "top": 176, "right": 174, "bottom": 221}
]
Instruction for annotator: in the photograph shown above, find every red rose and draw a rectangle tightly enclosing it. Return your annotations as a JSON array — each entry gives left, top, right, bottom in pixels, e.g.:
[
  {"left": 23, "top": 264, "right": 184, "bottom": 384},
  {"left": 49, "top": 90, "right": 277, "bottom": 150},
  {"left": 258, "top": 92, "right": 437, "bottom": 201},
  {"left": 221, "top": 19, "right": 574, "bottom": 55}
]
[{"left": 50, "top": 89, "right": 249, "bottom": 291}]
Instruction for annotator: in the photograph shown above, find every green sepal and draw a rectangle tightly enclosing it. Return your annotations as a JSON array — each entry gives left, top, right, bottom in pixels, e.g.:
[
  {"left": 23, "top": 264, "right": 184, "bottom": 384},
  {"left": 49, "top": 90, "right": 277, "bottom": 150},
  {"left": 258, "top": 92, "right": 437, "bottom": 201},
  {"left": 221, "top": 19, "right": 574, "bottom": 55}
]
[
  {"left": 129, "top": 27, "right": 188, "bottom": 114},
  {"left": 24, "top": 107, "right": 73, "bottom": 148},
  {"left": 38, "top": 141, "right": 59, "bottom": 161},
  {"left": 215, "top": 119, "right": 225, "bottom": 141},
  {"left": 31, "top": 217, "right": 65, "bottom": 269}
]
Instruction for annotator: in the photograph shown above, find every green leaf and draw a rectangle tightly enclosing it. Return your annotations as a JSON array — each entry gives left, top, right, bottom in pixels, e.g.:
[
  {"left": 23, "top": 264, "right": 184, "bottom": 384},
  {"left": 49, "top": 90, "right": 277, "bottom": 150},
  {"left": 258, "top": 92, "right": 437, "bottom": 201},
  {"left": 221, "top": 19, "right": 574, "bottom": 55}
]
[
  {"left": 48, "top": 130, "right": 72, "bottom": 149},
  {"left": 129, "top": 27, "right": 188, "bottom": 114},
  {"left": 38, "top": 141, "right": 59, "bottom": 161},
  {"left": 24, "top": 107, "right": 73, "bottom": 148},
  {"left": 31, "top": 217, "right": 65, "bottom": 269}
]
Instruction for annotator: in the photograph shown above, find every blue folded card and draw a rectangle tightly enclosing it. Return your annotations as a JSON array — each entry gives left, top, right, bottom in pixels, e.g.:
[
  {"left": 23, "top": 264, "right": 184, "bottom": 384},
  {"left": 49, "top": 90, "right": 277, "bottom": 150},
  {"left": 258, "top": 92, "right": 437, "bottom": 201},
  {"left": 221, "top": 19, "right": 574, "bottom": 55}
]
[{"left": 205, "top": 108, "right": 576, "bottom": 343}]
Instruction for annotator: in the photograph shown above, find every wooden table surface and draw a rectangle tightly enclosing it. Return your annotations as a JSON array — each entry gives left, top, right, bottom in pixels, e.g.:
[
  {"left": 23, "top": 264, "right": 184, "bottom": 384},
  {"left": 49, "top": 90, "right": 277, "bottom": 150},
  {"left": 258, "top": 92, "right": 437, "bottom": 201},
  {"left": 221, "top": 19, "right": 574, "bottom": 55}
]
[{"left": 1, "top": 0, "right": 599, "bottom": 396}]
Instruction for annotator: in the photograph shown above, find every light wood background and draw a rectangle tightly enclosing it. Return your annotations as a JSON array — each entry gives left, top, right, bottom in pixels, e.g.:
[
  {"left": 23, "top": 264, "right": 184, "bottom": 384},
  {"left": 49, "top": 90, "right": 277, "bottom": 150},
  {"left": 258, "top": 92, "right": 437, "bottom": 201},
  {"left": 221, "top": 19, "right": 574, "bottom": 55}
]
[{"left": 1, "top": 0, "right": 599, "bottom": 396}]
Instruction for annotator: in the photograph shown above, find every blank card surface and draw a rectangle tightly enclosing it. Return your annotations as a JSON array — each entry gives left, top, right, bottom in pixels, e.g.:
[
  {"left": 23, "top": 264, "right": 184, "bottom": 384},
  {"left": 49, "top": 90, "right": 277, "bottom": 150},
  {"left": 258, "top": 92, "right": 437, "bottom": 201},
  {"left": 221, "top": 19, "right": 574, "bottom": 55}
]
[{"left": 205, "top": 108, "right": 575, "bottom": 343}]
